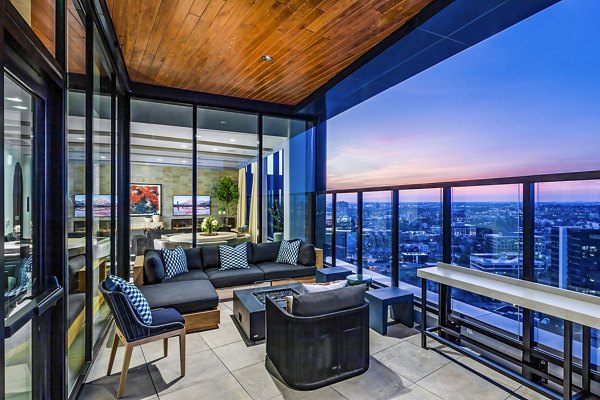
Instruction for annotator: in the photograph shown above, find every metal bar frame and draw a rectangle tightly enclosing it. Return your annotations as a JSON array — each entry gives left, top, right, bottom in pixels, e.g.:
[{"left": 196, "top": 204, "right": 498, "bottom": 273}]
[{"left": 357, "top": 192, "right": 363, "bottom": 273}]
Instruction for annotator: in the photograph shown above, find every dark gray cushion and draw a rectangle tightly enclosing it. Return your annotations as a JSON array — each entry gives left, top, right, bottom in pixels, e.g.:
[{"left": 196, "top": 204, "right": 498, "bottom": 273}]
[
  {"left": 251, "top": 242, "right": 281, "bottom": 264},
  {"left": 257, "top": 262, "right": 316, "bottom": 280},
  {"left": 184, "top": 247, "right": 203, "bottom": 270},
  {"left": 143, "top": 250, "right": 165, "bottom": 285},
  {"left": 201, "top": 245, "right": 220, "bottom": 269},
  {"left": 205, "top": 265, "right": 264, "bottom": 288},
  {"left": 298, "top": 242, "right": 316, "bottom": 266},
  {"left": 68, "top": 292, "right": 85, "bottom": 325},
  {"left": 67, "top": 255, "right": 86, "bottom": 294},
  {"left": 163, "top": 269, "right": 210, "bottom": 283},
  {"left": 140, "top": 280, "right": 218, "bottom": 314},
  {"left": 292, "top": 284, "right": 367, "bottom": 317}
]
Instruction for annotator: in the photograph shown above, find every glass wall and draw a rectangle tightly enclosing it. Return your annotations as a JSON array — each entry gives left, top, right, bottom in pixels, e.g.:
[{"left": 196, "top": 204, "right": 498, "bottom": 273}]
[
  {"left": 325, "top": 193, "right": 333, "bottom": 264},
  {"left": 362, "top": 191, "right": 392, "bottom": 286},
  {"left": 335, "top": 193, "right": 358, "bottom": 270},
  {"left": 3, "top": 73, "right": 36, "bottom": 400},
  {"left": 262, "top": 116, "right": 314, "bottom": 242},
  {"left": 451, "top": 185, "right": 523, "bottom": 334},
  {"left": 197, "top": 108, "right": 257, "bottom": 244},
  {"left": 534, "top": 180, "right": 600, "bottom": 361},
  {"left": 398, "top": 188, "right": 443, "bottom": 293},
  {"left": 129, "top": 100, "right": 193, "bottom": 253}
]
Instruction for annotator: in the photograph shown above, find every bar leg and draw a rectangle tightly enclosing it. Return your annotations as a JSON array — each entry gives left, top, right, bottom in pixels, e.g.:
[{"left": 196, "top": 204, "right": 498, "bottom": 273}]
[
  {"left": 421, "top": 278, "right": 427, "bottom": 349},
  {"left": 563, "top": 320, "right": 572, "bottom": 400},
  {"left": 582, "top": 325, "right": 591, "bottom": 396}
]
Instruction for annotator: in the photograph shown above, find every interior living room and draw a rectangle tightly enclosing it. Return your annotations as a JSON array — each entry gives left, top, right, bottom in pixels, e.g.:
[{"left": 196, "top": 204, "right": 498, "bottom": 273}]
[{"left": 2, "top": 0, "right": 600, "bottom": 399}]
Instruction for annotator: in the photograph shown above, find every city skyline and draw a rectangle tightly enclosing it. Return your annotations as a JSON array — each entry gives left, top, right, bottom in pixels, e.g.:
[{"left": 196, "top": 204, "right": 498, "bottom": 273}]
[{"left": 327, "top": 0, "right": 600, "bottom": 195}]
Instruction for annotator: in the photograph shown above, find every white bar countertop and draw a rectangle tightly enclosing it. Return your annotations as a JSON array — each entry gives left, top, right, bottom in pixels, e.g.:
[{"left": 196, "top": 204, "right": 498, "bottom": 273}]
[{"left": 418, "top": 262, "right": 600, "bottom": 330}]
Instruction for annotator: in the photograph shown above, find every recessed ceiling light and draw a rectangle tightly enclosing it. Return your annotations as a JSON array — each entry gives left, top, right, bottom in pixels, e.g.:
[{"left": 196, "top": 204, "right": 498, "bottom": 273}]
[
  {"left": 13, "top": 105, "right": 27, "bottom": 110},
  {"left": 261, "top": 55, "right": 273, "bottom": 62},
  {"left": 101, "top": 155, "right": 107, "bottom": 159},
  {"left": 229, "top": 138, "right": 236, "bottom": 142},
  {"left": 181, "top": 160, "right": 187, "bottom": 163},
  {"left": 78, "top": 137, "right": 85, "bottom": 140},
  {"left": 6, "top": 97, "right": 23, "bottom": 102},
  {"left": 212, "top": 148, "right": 219, "bottom": 151},
  {"left": 157, "top": 158, "right": 163, "bottom": 162},
  {"left": 181, "top": 144, "right": 187, "bottom": 148},
  {"left": 220, "top": 121, "right": 227, "bottom": 124}
]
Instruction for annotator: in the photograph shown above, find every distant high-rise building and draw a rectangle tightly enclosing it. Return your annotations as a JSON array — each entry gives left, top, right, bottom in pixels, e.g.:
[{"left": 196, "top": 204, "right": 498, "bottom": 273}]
[{"left": 550, "top": 227, "right": 600, "bottom": 293}]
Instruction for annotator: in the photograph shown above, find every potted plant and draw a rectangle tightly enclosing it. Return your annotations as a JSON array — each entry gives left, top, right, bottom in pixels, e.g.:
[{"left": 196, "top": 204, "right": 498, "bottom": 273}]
[
  {"left": 269, "top": 203, "right": 284, "bottom": 242},
  {"left": 212, "top": 176, "right": 239, "bottom": 227},
  {"left": 201, "top": 217, "right": 219, "bottom": 236}
]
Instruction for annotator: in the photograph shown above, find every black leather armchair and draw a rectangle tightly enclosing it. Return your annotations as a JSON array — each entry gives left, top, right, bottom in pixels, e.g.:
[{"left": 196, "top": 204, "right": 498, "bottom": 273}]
[{"left": 265, "top": 293, "right": 369, "bottom": 390}]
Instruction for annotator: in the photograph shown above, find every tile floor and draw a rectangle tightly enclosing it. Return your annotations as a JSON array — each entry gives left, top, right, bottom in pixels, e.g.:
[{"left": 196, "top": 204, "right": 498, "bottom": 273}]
[{"left": 79, "top": 301, "right": 541, "bottom": 400}]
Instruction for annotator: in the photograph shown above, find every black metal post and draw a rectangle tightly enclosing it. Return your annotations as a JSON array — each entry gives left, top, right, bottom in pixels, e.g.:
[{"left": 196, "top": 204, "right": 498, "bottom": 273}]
[
  {"left": 563, "top": 320, "right": 573, "bottom": 400},
  {"left": 582, "top": 325, "right": 591, "bottom": 395},
  {"left": 0, "top": 3, "right": 6, "bottom": 395},
  {"left": 117, "top": 94, "right": 130, "bottom": 279},
  {"left": 357, "top": 192, "right": 363, "bottom": 273},
  {"left": 257, "top": 115, "right": 263, "bottom": 243},
  {"left": 110, "top": 77, "right": 116, "bottom": 275},
  {"left": 391, "top": 190, "right": 399, "bottom": 287},
  {"left": 331, "top": 193, "right": 337, "bottom": 267},
  {"left": 442, "top": 187, "right": 452, "bottom": 264},
  {"left": 522, "top": 183, "right": 537, "bottom": 381},
  {"left": 192, "top": 105, "right": 198, "bottom": 248},
  {"left": 421, "top": 278, "right": 427, "bottom": 349}
]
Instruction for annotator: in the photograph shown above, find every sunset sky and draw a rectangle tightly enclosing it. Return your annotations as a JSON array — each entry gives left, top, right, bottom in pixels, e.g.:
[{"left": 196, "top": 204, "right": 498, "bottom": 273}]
[{"left": 327, "top": 0, "right": 600, "bottom": 202}]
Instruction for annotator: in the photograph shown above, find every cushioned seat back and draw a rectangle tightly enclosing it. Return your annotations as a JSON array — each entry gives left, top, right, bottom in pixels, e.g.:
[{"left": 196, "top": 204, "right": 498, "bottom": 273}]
[
  {"left": 184, "top": 247, "right": 203, "bottom": 270},
  {"left": 251, "top": 242, "right": 281, "bottom": 264},
  {"left": 144, "top": 249, "right": 165, "bottom": 285},
  {"left": 201, "top": 245, "right": 221, "bottom": 269},
  {"left": 297, "top": 242, "right": 316, "bottom": 266},
  {"left": 292, "top": 284, "right": 367, "bottom": 317},
  {"left": 67, "top": 255, "right": 86, "bottom": 294}
]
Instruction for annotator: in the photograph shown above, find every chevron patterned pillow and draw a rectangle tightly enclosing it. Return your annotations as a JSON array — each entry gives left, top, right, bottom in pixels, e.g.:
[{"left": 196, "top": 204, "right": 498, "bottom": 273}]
[
  {"left": 163, "top": 246, "right": 189, "bottom": 278},
  {"left": 219, "top": 243, "right": 249, "bottom": 270},
  {"left": 105, "top": 275, "right": 153, "bottom": 325},
  {"left": 276, "top": 239, "right": 301, "bottom": 265}
]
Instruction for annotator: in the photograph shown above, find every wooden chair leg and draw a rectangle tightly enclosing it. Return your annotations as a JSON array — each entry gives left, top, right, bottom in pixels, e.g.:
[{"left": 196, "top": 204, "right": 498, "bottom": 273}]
[
  {"left": 164, "top": 338, "right": 168, "bottom": 357},
  {"left": 179, "top": 330, "right": 186, "bottom": 377},
  {"left": 117, "top": 344, "right": 133, "bottom": 399},
  {"left": 107, "top": 332, "right": 119, "bottom": 376}
]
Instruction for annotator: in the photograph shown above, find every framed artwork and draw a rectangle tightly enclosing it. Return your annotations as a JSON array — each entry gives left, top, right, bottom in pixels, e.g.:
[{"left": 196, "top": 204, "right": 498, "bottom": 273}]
[
  {"left": 173, "top": 195, "right": 211, "bottom": 216},
  {"left": 130, "top": 184, "right": 161, "bottom": 216}
]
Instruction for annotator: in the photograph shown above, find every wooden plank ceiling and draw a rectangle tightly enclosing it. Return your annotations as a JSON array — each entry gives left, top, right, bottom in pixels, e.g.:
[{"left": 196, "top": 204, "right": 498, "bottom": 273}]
[{"left": 106, "top": 0, "right": 433, "bottom": 105}]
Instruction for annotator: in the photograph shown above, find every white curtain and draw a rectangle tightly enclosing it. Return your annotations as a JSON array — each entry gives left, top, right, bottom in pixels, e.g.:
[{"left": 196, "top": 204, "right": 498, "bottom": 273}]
[
  {"left": 237, "top": 167, "right": 247, "bottom": 229},
  {"left": 249, "top": 163, "right": 259, "bottom": 243}
]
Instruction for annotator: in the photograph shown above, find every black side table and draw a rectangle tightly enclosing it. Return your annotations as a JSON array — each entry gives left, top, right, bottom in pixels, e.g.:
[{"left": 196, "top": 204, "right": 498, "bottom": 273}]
[
  {"left": 365, "top": 287, "right": 414, "bottom": 335},
  {"left": 316, "top": 266, "right": 352, "bottom": 283}
]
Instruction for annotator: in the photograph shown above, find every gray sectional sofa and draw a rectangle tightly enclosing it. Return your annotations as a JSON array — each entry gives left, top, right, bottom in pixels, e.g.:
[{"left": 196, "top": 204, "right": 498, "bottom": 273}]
[{"left": 133, "top": 241, "right": 319, "bottom": 332}]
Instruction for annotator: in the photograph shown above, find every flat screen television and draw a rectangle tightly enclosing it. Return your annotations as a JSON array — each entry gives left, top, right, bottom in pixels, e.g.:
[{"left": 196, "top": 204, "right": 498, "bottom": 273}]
[
  {"left": 74, "top": 194, "right": 112, "bottom": 217},
  {"left": 173, "top": 195, "right": 211, "bottom": 216}
]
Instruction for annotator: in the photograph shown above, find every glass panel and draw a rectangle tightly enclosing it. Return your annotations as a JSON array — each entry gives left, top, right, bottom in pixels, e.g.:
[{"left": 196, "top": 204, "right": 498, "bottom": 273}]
[
  {"left": 335, "top": 193, "right": 358, "bottom": 271},
  {"left": 66, "top": 89, "right": 86, "bottom": 391},
  {"left": 398, "top": 188, "right": 443, "bottom": 295},
  {"left": 4, "top": 74, "right": 35, "bottom": 399},
  {"left": 362, "top": 191, "right": 392, "bottom": 286},
  {"left": 196, "top": 108, "right": 257, "bottom": 244},
  {"left": 325, "top": 193, "right": 333, "bottom": 265},
  {"left": 534, "top": 180, "right": 600, "bottom": 364},
  {"left": 262, "top": 116, "right": 314, "bottom": 242},
  {"left": 9, "top": 0, "right": 56, "bottom": 55},
  {"left": 130, "top": 100, "right": 193, "bottom": 253},
  {"left": 92, "top": 28, "right": 112, "bottom": 349},
  {"left": 451, "top": 184, "right": 523, "bottom": 335}
]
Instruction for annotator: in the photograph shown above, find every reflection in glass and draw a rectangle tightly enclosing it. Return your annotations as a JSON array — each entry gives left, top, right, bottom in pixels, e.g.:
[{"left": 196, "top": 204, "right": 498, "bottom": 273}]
[
  {"left": 362, "top": 191, "right": 392, "bottom": 286},
  {"left": 325, "top": 194, "right": 333, "bottom": 265},
  {"left": 336, "top": 193, "right": 358, "bottom": 270},
  {"left": 534, "top": 180, "right": 600, "bottom": 365},
  {"left": 451, "top": 185, "right": 523, "bottom": 335},
  {"left": 398, "top": 189, "right": 442, "bottom": 294},
  {"left": 4, "top": 74, "right": 35, "bottom": 399}
]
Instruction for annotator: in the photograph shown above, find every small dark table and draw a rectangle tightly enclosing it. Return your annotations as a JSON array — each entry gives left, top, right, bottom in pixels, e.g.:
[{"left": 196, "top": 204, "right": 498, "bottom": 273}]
[
  {"left": 347, "top": 274, "right": 373, "bottom": 287},
  {"left": 233, "top": 283, "right": 302, "bottom": 341},
  {"left": 365, "top": 287, "right": 414, "bottom": 335},
  {"left": 316, "top": 266, "right": 352, "bottom": 283}
]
